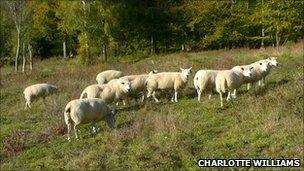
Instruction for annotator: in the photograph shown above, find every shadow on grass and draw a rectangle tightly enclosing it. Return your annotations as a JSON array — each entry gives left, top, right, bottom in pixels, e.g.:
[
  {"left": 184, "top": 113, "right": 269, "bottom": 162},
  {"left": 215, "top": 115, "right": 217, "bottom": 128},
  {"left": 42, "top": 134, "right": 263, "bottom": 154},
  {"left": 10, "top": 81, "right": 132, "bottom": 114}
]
[
  {"left": 117, "top": 120, "right": 134, "bottom": 129},
  {"left": 255, "top": 78, "right": 290, "bottom": 96}
]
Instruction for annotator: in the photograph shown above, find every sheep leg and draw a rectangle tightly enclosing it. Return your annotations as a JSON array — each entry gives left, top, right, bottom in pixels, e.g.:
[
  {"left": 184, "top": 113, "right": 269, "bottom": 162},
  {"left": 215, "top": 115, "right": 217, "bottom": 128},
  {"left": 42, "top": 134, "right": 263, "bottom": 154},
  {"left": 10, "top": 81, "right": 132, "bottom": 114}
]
[
  {"left": 152, "top": 91, "right": 159, "bottom": 103},
  {"left": 197, "top": 89, "right": 202, "bottom": 101},
  {"left": 208, "top": 93, "right": 212, "bottom": 100},
  {"left": 247, "top": 83, "right": 251, "bottom": 90},
  {"left": 141, "top": 94, "right": 145, "bottom": 102},
  {"left": 24, "top": 97, "right": 31, "bottom": 109},
  {"left": 74, "top": 124, "right": 79, "bottom": 139},
  {"left": 258, "top": 80, "right": 262, "bottom": 87},
  {"left": 232, "top": 89, "right": 237, "bottom": 99},
  {"left": 252, "top": 83, "right": 257, "bottom": 95},
  {"left": 261, "top": 77, "right": 266, "bottom": 86},
  {"left": 171, "top": 95, "right": 175, "bottom": 102},
  {"left": 174, "top": 91, "right": 178, "bottom": 102},
  {"left": 226, "top": 92, "right": 231, "bottom": 101},
  {"left": 92, "top": 123, "right": 97, "bottom": 134},
  {"left": 67, "top": 123, "right": 72, "bottom": 140},
  {"left": 147, "top": 90, "right": 152, "bottom": 101},
  {"left": 24, "top": 101, "right": 28, "bottom": 110},
  {"left": 219, "top": 92, "right": 224, "bottom": 107}
]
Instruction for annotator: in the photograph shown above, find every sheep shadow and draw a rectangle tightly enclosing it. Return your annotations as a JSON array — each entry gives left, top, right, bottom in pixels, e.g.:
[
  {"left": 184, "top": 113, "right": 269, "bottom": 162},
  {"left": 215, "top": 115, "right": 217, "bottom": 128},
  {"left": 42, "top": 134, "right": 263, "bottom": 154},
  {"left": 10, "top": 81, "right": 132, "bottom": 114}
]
[
  {"left": 183, "top": 87, "right": 197, "bottom": 99},
  {"left": 117, "top": 120, "right": 134, "bottom": 129},
  {"left": 254, "top": 78, "right": 290, "bottom": 96}
]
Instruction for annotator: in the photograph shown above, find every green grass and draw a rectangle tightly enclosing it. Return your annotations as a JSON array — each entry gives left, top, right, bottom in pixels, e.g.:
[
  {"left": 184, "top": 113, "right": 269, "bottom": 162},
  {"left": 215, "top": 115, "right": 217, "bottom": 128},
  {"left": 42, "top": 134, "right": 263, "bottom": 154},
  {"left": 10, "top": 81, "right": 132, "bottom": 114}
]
[{"left": 0, "top": 42, "right": 303, "bottom": 170}]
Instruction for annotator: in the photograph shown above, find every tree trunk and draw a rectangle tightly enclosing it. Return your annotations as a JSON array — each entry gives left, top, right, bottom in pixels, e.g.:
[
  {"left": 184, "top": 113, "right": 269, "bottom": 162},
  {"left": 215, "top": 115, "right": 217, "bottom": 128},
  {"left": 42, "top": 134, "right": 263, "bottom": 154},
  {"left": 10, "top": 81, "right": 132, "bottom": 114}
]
[
  {"left": 63, "top": 40, "right": 67, "bottom": 58},
  {"left": 28, "top": 44, "right": 33, "bottom": 71},
  {"left": 150, "top": 36, "right": 155, "bottom": 55},
  {"left": 261, "top": 28, "right": 265, "bottom": 48},
  {"left": 22, "top": 42, "right": 25, "bottom": 73},
  {"left": 275, "top": 25, "right": 280, "bottom": 48},
  {"left": 182, "top": 44, "right": 185, "bottom": 51},
  {"left": 261, "top": 0, "right": 264, "bottom": 48},
  {"left": 15, "top": 29, "right": 20, "bottom": 72},
  {"left": 102, "top": 44, "right": 107, "bottom": 62}
]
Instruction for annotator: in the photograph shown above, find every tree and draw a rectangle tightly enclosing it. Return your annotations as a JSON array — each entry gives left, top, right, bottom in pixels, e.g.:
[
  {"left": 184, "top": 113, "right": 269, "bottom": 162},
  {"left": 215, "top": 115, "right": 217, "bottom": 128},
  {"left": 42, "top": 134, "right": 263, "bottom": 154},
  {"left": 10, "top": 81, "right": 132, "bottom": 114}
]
[{"left": 5, "top": 0, "right": 27, "bottom": 72}]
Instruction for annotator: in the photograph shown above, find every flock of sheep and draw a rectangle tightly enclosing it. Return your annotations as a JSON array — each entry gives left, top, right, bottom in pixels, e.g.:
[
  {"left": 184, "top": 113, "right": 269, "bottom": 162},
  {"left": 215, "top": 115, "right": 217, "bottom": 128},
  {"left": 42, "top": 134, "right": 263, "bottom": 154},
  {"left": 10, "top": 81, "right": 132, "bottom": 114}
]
[{"left": 23, "top": 57, "right": 278, "bottom": 140}]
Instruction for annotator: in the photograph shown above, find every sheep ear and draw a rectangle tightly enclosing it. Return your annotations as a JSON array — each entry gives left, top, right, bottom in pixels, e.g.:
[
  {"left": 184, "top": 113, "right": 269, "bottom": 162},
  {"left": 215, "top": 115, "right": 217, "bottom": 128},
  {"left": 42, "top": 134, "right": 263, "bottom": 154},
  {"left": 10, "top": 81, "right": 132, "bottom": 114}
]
[
  {"left": 188, "top": 67, "right": 192, "bottom": 71},
  {"left": 180, "top": 68, "right": 184, "bottom": 71}
]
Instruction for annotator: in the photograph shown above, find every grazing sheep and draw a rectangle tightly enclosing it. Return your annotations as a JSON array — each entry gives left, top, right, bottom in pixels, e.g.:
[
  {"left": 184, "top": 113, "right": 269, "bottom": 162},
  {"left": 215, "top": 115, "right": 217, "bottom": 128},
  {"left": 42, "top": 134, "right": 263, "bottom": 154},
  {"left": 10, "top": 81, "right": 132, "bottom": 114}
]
[
  {"left": 120, "top": 70, "right": 158, "bottom": 104},
  {"left": 215, "top": 66, "right": 252, "bottom": 107},
  {"left": 146, "top": 67, "right": 192, "bottom": 103},
  {"left": 99, "top": 78, "right": 131, "bottom": 109},
  {"left": 79, "top": 84, "right": 104, "bottom": 99},
  {"left": 96, "top": 70, "right": 124, "bottom": 85},
  {"left": 64, "top": 98, "right": 115, "bottom": 140},
  {"left": 193, "top": 69, "right": 218, "bottom": 101},
  {"left": 23, "top": 83, "right": 58, "bottom": 109}
]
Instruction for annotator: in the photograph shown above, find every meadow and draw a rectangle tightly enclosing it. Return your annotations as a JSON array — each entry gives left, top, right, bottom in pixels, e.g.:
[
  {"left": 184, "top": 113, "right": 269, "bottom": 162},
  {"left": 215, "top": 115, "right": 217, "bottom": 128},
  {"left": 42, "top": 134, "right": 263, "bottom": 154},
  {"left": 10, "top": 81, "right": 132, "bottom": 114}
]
[{"left": 0, "top": 42, "right": 303, "bottom": 170}]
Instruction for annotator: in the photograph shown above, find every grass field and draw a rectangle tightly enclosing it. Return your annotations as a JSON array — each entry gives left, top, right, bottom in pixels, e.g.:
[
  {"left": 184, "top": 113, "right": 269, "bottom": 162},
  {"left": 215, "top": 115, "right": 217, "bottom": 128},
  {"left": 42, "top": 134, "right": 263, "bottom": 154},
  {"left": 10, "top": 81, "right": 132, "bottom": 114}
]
[{"left": 0, "top": 42, "right": 303, "bottom": 170}]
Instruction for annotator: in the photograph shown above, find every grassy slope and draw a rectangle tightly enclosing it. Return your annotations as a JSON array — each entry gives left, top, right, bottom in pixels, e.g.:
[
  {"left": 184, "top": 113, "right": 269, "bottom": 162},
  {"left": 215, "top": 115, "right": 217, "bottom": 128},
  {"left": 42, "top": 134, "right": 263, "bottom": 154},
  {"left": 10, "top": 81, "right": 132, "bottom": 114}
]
[{"left": 0, "top": 42, "right": 303, "bottom": 170}]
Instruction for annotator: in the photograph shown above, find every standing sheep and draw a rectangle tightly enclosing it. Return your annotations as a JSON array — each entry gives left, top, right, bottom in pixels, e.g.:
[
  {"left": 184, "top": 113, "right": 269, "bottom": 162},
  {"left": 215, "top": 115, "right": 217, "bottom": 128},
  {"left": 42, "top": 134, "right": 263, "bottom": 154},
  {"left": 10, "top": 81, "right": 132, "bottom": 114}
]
[
  {"left": 79, "top": 84, "right": 104, "bottom": 99},
  {"left": 215, "top": 66, "right": 253, "bottom": 107},
  {"left": 257, "top": 57, "right": 279, "bottom": 87},
  {"left": 79, "top": 78, "right": 131, "bottom": 108},
  {"left": 120, "top": 70, "right": 158, "bottom": 104},
  {"left": 64, "top": 98, "right": 115, "bottom": 140},
  {"left": 193, "top": 69, "right": 218, "bottom": 102},
  {"left": 96, "top": 70, "right": 124, "bottom": 85},
  {"left": 146, "top": 67, "right": 192, "bottom": 103},
  {"left": 238, "top": 60, "right": 270, "bottom": 92},
  {"left": 23, "top": 83, "right": 58, "bottom": 109},
  {"left": 99, "top": 78, "right": 131, "bottom": 110}
]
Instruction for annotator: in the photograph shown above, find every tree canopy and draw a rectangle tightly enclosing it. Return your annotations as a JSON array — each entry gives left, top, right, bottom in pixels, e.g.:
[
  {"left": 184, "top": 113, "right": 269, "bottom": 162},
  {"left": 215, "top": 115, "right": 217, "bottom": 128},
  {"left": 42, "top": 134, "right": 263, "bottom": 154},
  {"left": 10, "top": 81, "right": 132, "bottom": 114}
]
[{"left": 1, "top": 0, "right": 303, "bottom": 65}]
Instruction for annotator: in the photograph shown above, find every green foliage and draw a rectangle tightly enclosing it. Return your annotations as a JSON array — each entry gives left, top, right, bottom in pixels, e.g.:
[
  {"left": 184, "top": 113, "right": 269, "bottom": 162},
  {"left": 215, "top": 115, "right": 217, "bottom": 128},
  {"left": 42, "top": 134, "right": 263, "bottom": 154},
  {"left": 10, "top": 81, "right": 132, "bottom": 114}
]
[{"left": 1, "top": 0, "right": 304, "bottom": 63}]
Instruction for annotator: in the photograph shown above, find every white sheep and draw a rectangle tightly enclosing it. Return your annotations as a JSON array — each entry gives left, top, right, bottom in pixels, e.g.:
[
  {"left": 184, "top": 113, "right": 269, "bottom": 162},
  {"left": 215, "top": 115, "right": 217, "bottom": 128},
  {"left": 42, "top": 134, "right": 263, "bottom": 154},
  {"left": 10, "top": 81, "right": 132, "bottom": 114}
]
[
  {"left": 79, "top": 84, "right": 104, "bottom": 99},
  {"left": 99, "top": 78, "right": 131, "bottom": 110},
  {"left": 96, "top": 70, "right": 124, "bottom": 85},
  {"left": 64, "top": 98, "right": 115, "bottom": 140},
  {"left": 23, "top": 83, "right": 58, "bottom": 109},
  {"left": 239, "top": 60, "right": 270, "bottom": 91},
  {"left": 193, "top": 69, "right": 218, "bottom": 101},
  {"left": 120, "top": 70, "right": 158, "bottom": 103},
  {"left": 146, "top": 67, "right": 192, "bottom": 103},
  {"left": 257, "top": 57, "right": 279, "bottom": 87},
  {"left": 215, "top": 66, "right": 253, "bottom": 107}
]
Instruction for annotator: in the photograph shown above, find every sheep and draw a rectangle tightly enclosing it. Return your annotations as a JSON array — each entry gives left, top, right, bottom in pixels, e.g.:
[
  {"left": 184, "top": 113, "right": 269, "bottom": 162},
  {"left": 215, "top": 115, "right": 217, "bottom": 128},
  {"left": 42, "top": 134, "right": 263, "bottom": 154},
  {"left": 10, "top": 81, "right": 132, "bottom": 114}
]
[
  {"left": 256, "top": 57, "right": 279, "bottom": 87},
  {"left": 215, "top": 66, "right": 253, "bottom": 107},
  {"left": 98, "top": 78, "right": 131, "bottom": 112},
  {"left": 80, "top": 78, "right": 131, "bottom": 107},
  {"left": 119, "top": 70, "right": 158, "bottom": 104},
  {"left": 193, "top": 69, "right": 218, "bottom": 101},
  {"left": 79, "top": 84, "right": 103, "bottom": 99},
  {"left": 146, "top": 67, "right": 192, "bottom": 103},
  {"left": 96, "top": 70, "right": 124, "bottom": 85},
  {"left": 64, "top": 98, "right": 115, "bottom": 140},
  {"left": 23, "top": 83, "right": 58, "bottom": 109},
  {"left": 238, "top": 60, "right": 270, "bottom": 92}
]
